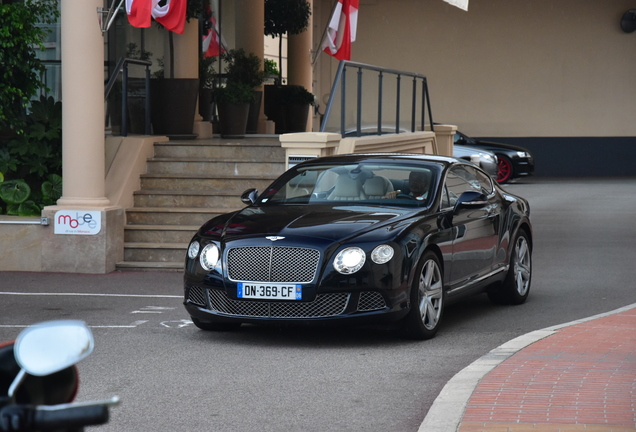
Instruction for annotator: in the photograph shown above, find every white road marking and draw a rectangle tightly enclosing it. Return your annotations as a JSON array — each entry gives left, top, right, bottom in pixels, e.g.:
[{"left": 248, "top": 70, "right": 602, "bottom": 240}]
[
  {"left": 0, "top": 320, "right": 149, "bottom": 329},
  {"left": 160, "top": 319, "right": 193, "bottom": 328}
]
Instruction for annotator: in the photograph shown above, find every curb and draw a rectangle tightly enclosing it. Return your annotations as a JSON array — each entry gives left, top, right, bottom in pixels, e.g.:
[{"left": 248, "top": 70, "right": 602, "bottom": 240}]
[{"left": 417, "top": 303, "right": 636, "bottom": 432}]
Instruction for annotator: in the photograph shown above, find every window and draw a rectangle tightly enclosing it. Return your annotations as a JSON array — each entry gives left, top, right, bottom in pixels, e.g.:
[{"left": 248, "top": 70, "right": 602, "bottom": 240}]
[{"left": 443, "top": 165, "right": 493, "bottom": 208}]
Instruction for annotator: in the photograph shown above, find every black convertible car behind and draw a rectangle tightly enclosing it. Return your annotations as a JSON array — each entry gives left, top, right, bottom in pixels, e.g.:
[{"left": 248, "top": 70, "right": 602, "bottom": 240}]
[
  {"left": 184, "top": 154, "right": 532, "bottom": 339},
  {"left": 454, "top": 131, "right": 535, "bottom": 183}
]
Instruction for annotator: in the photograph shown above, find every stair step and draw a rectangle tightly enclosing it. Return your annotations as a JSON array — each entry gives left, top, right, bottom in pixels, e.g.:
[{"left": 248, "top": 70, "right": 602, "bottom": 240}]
[
  {"left": 146, "top": 158, "right": 285, "bottom": 176},
  {"left": 119, "top": 137, "right": 281, "bottom": 271},
  {"left": 123, "top": 242, "right": 187, "bottom": 262},
  {"left": 116, "top": 261, "right": 184, "bottom": 271},
  {"left": 124, "top": 224, "right": 199, "bottom": 243},
  {"left": 125, "top": 207, "right": 237, "bottom": 226},
  {"left": 139, "top": 174, "right": 275, "bottom": 193},
  {"left": 132, "top": 190, "right": 245, "bottom": 208},
  {"left": 153, "top": 142, "right": 285, "bottom": 160}
]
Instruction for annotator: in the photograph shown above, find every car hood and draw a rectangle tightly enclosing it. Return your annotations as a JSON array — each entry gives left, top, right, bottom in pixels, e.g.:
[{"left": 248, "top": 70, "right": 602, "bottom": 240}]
[
  {"left": 200, "top": 205, "right": 416, "bottom": 243},
  {"left": 473, "top": 139, "right": 530, "bottom": 153}
]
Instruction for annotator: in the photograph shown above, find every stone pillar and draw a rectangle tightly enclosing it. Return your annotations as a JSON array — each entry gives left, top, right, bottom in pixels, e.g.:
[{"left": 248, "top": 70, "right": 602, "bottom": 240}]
[
  {"left": 173, "top": 21, "right": 212, "bottom": 138},
  {"left": 57, "top": 0, "right": 109, "bottom": 208},
  {"left": 288, "top": 0, "right": 314, "bottom": 131},
  {"left": 279, "top": 132, "right": 341, "bottom": 170},
  {"left": 235, "top": 0, "right": 272, "bottom": 134},
  {"left": 43, "top": 0, "right": 123, "bottom": 273},
  {"left": 433, "top": 124, "right": 457, "bottom": 157}
]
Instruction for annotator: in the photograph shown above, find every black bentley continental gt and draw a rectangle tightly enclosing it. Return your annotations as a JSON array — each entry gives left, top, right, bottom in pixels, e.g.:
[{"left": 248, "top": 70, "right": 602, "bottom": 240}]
[{"left": 184, "top": 154, "right": 532, "bottom": 339}]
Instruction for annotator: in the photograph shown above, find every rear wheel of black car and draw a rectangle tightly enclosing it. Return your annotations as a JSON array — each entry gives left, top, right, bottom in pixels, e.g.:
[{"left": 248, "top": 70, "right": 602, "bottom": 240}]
[
  {"left": 403, "top": 251, "right": 444, "bottom": 340},
  {"left": 488, "top": 230, "right": 532, "bottom": 305},
  {"left": 191, "top": 317, "right": 242, "bottom": 331},
  {"left": 497, "top": 155, "right": 513, "bottom": 183}
]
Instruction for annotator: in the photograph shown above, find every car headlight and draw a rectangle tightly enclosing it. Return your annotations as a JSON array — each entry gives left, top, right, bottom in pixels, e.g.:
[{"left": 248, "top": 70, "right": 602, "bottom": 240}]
[
  {"left": 200, "top": 243, "right": 220, "bottom": 271},
  {"left": 334, "top": 247, "right": 366, "bottom": 274},
  {"left": 371, "top": 244, "right": 394, "bottom": 264},
  {"left": 187, "top": 241, "right": 200, "bottom": 259},
  {"left": 480, "top": 153, "right": 495, "bottom": 163},
  {"left": 516, "top": 151, "right": 530, "bottom": 158}
]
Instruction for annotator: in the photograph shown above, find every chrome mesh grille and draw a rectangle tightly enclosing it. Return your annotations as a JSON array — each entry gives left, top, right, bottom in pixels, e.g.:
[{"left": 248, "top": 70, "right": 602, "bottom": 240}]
[
  {"left": 187, "top": 286, "right": 207, "bottom": 306},
  {"left": 357, "top": 291, "right": 387, "bottom": 312},
  {"left": 207, "top": 289, "right": 349, "bottom": 318},
  {"left": 227, "top": 246, "right": 320, "bottom": 283}
]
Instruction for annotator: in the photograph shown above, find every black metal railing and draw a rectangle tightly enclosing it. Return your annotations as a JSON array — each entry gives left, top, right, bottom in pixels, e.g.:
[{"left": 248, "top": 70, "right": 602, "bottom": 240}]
[
  {"left": 104, "top": 57, "right": 152, "bottom": 136},
  {"left": 320, "top": 60, "right": 434, "bottom": 137}
]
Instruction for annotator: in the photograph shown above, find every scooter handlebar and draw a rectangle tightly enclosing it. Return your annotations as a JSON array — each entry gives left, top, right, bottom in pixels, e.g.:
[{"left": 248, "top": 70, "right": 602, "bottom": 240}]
[
  {"left": 0, "top": 404, "right": 109, "bottom": 431},
  {"left": 34, "top": 405, "right": 109, "bottom": 430}
]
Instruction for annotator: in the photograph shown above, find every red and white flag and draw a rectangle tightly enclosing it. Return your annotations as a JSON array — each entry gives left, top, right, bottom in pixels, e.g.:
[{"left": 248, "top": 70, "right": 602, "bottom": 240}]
[
  {"left": 126, "top": 0, "right": 154, "bottom": 29},
  {"left": 126, "top": 0, "right": 187, "bottom": 34},
  {"left": 152, "top": 0, "right": 187, "bottom": 34},
  {"left": 321, "top": 0, "right": 359, "bottom": 61},
  {"left": 202, "top": 13, "right": 227, "bottom": 57}
]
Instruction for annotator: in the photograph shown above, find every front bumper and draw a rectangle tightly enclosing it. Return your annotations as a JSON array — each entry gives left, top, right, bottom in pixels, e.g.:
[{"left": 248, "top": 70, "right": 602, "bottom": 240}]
[
  {"left": 514, "top": 156, "right": 535, "bottom": 176},
  {"left": 184, "top": 284, "right": 409, "bottom": 327}
]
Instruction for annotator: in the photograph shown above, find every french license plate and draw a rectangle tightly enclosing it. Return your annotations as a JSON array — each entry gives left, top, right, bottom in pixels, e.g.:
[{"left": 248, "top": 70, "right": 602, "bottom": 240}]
[{"left": 237, "top": 283, "right": 302, "bottom": 300}]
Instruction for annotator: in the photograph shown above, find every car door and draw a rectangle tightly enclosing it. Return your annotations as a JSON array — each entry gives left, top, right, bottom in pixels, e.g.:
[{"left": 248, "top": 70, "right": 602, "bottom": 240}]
[{"left": 444, "top": 165, "right": 499, "bottom": 292}]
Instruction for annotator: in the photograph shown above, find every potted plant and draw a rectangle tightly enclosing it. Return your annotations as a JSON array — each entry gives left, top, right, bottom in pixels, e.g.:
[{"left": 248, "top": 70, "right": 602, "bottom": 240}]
[
  {"left": 149, "top": 0, "right": 208, "bottom": 137},
  {"left": 214, "top": 49, "right": 264, "bottom": 138},
  {"left": 263, "top": 0, "right": 311, "bottom": 133},
  {"left": 220, "top": 49, "right": 265, "bottom": 134},
  {"left": 214, "top": 82, "right": 254, "bottom": 138},
  {"left": 278, "top": 84, "right": 315, "bottom": 133}
]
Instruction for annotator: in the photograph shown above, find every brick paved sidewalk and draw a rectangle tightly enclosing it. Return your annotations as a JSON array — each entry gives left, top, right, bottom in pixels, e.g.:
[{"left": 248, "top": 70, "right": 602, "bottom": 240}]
[{"left": 458, "top": 309, "right": 636, "bottom": 432}]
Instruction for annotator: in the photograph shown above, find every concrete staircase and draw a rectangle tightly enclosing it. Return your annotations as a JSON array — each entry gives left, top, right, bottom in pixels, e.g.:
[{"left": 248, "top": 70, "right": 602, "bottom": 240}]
[{"left": 116, "top": 137, "right": 286, "bottom": 271}]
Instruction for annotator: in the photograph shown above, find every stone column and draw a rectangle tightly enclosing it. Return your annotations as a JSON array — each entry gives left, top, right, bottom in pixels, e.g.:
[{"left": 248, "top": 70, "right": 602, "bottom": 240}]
[
  {"left": 287, "top": 0, "right": 314, "bottom": 131},
  {"left": 42, "top": 0, "right": 124, "bottom": 274},
  {"left": 235, "top": 0, "right": 272, "bottom": 133},
  {"left": 173, "top": 21, "right": 212, "bottom": 138},
  {"left": 433, "top": 124, "right": 457, "bottom": 157},
  {"left": 57, "top": 0, "right": 109, "bottom": 208}
]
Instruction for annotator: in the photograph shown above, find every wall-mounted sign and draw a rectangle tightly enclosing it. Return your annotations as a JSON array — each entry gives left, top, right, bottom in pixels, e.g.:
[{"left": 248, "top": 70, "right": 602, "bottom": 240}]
[{"left": 54, "top": 211, "right": 101, "bottom": 235}]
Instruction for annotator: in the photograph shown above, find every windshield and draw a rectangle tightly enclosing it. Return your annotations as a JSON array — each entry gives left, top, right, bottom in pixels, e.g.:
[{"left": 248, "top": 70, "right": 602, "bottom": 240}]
[{"left": 257, "top": 162, "right": 438, "bottom": 208}]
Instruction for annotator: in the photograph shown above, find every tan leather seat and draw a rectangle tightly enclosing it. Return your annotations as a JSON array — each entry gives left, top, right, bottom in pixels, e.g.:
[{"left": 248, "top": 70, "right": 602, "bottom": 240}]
[
  {"left": 327, "top": 175, "right": 367, "bottom": 201},
  {"left": 363, "top": 176, "right": 394, "bottom": 199}
]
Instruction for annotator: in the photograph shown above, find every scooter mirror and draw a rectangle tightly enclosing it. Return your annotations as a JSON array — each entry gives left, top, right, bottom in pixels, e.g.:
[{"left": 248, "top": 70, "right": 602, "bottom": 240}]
[{"left": 14, "top": 320, "right": 94, "bottom": 376}]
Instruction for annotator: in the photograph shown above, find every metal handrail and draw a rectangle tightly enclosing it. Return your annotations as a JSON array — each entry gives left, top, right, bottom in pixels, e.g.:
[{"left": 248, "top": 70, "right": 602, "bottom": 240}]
[
  {"left": 104, "top": 57, "right": 152, "bottom": 136},
  {"left": 320, "top": 60, "right": 434, "bottom": 137}
]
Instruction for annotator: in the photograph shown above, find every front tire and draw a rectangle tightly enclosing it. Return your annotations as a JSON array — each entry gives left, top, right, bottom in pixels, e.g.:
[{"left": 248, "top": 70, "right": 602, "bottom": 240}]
[
  {"left": 488, "top": 230, "right": 531, "bottom": 305},
  {"left": 403, "top": 251, "right": 444, "bottom": 340}
]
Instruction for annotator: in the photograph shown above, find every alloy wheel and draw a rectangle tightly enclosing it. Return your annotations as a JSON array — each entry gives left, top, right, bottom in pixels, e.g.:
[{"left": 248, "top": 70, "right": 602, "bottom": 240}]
[
  {"left": 497, "top": 157, "right": 513, "bottom": 183},
  {"left": 418, "top": 259, "right": 443, "bottom": 330},
  {"left": 513, "top": 236, "right": 531, "bottom": 296}
]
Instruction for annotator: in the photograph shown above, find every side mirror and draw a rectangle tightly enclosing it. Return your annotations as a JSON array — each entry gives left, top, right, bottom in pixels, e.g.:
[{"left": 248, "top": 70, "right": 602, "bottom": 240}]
[
  {"left": 15, "top": 320, "right": 94, "bottom": 376},
  {"left": 240, "top": 188, "right": 259, "bottom": 205},
  {"left": 9, "top": 320, "right": 94, "bottom": 398},
  {"left": 453, "top": 191, "right": 487, "bottom": 213}
]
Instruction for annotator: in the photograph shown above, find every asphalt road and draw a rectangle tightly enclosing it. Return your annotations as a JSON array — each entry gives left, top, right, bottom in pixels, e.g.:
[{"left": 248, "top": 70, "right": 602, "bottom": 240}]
[{"left": 1, "top": 178, "right": 635, "bottom": 431}]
